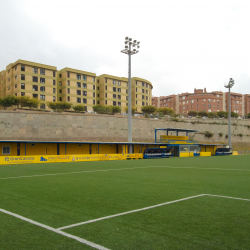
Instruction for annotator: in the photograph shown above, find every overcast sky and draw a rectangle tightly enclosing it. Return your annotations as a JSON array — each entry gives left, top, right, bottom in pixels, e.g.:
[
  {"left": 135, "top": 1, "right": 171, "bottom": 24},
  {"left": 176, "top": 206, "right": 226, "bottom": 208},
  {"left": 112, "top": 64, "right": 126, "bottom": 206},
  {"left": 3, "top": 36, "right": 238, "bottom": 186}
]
[{"left": 1, "top": 0, "right": 250, "bottom": 96}]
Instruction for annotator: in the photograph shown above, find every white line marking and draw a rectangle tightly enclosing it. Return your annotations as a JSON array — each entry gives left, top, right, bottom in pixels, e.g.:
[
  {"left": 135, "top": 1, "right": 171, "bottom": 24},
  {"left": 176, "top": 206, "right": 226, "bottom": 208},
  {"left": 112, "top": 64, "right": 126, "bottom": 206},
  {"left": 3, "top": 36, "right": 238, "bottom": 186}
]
[
  {"left": 0, "top": 166, "right": 172, "bottom": 180},
  {"left": 205, "top": 194, "right": 250, "bottom": 202},
  {"left": 1, "top": 165, "right": 250, "bottom": 180},
  {"left": 0, "top": 208, "right": 109, "bottom": 250},
  {"left": 58, "top": 194, "right": 205, "bottom": 230}
]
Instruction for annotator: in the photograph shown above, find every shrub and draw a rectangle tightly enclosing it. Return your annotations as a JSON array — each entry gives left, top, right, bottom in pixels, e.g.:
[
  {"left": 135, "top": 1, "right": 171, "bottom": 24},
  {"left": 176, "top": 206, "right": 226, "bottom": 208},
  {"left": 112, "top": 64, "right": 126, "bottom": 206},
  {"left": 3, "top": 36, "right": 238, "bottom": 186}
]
[
  {"left": 141, "top": 105, "right": 157, "bottom": 115},
  {"left": 92, "top": 105, "right": 106, "bottom": 114},
  {"left": 205, "top": 131, "right": 213, "bottom": 138},
  {"left": 198, "top": 111, "right": 208, "bottom": 117},
  {"left": 73, "top": 105, "right": 85, "bottom": 113},
  {"left": 237, "top": 133, "right": 243, "bottom": 137},
  {"left": 188, "top": 111, "right": 197, "bottom": 117},
  {"left": 0, "top": 96, "right": 19, "bottom": 109},
  {"left": 125, "top": 106, "right": 137, "bottom": 115}
]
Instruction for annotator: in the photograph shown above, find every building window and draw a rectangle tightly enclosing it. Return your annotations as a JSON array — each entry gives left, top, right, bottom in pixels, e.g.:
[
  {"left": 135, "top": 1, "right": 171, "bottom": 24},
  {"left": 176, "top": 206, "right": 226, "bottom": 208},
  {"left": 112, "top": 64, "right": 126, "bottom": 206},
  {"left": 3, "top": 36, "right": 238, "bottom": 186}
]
[
  {"left": 40, "top": 69, "right": 45, "bottom": 75},
  {"left": 21, "top": 92, "right": 25, "bottom": 96},
  {"left": 83, "top": 75, "right": 87, "bottom": 81},
  {"left": 40, "top": 104, "right": 45, "bottom": 109},
  {"left": 105, "top": 86, "right": 107, "bottom": 90},
  {"left": 146, "top": 96, "right": 148, "bottom": 100},
  {"left": 118, "top": 88, "right": 121, "bottom": 93},
  {"left": 93, "top": 100, "right": 95, "bottom": 105},
  {"left": 83, "top": 91, "right": 87, "bottom": 96},
  {"left": 93, "top": 77, "right": 95, "bottom": 83},
  {"left": 33, "top": 94, "right": 38, "bottom": 98},
  {"left": 142, "top": 89, "right": 144, "bottom": 93},
  {"left": 59, "top": 74, "right": 62, "bottom": 78},
  {"left": 15, "top": 84, "right": 17, "bottom": 88},
  {"left": 33, "top": 76, "right": 38, "bottom": 82},
  {"left": 113, "top": 101, "right": 116, "bottom": 106},
  {"left": 15, "top": 66, "right": 17, "bottom": 70},
  {"left": 2, "top": 146, "right": 10, "bottom": 154},
  {"left": 83, "top": 98, "right": 87, "bottom": 104},
  {"left": 113, "top": 94, "right": 116, "bottom": 99},
  {"left": 118, "top": 95, "right": 121, "bottom": 99},
  {"left": 93, "top": 92, "right": 95, "bottom": 97},
  {"left": 53, "top": 96, "right": 56, "bottom": 102},
  {"left": 97, "top": 87, "right": 99, "bottom": 90},
  {"left": 97, "top": 94, "right": 99, "bottom": 97},
  {"left": 126, "top": 96, "right": 128, "bottom": 101},
  {"left": 82, "top": 83, "right": 87, "bottom": 89},
  {"left": 53, "top": 80, "right": 56, "bottom": 85},
  {"left": 21, "top": 83, "right": 25, "bottom": 89},
  {"left": 40, "top": 78, "right": 45, "bottom": 84},
  {"left": 40, "top": 95, "right": 45, "bottom": 101},
  {"left": 113, "top": 80, "right": 116, "bottom": 85},
  {"left": 53, "top": 88, "right": 56, "bottom": 94},
  {"left": 136, "top": 88, "right": 137, "bottom": 92},
  {"left": 15, "top": 75, "right": 17, "bottom": 79},
  {"left": 146, "top": 90, "right": 148, "bottom": 94},
  {"left": 77, "top": 90, "right": 81, "bottom": 95},
  {"left": 67, "top": 96, "right": 70, "bottom": 102},
  {"left": 118, "top": 102, "right": 121, "bottom": 106},
  {"left": 142, "top": 82, "right": 145, "bottom": 87},
  {"left": 105, "top": 100, "right": 107, "bottom": 105},
  {"left": 33, "top": 85, "right": 38, "bottom": 91},
  {"left": 77, "top": 98, "right": 81, "bottom": 103},
  {"left": 67, "top": 72, "right": 70, "bottom": 78},
  {"left": 142, "top": 102, "right": 145, "bottom": 106},
  {"left": 59, "top": 89, "right": 62, "bottom": 93},
  {"left": 93, "top": 85, "right": 95, "bottom": 90},
  {"left": 208, "top": 99, "right": 211, "bottom": 102},
  {"left": 77, "top": 82, "right": 81, "bottom": 88},
  {"left": 208, "top": 104, "right": 211, "bottom": 108},
  {"left": 21, "top": 65, "right": 25, "bottom": 71},
  {"left": 118, "top": 81, "right": 121, "bottom": 86},
  {"left": 191, "top": 100, "right": 194, "bottom": 103},
  {"left": 15, "top": 93, "right": 17, "bottom": 96},
  {"left": 33, "top": 68, "right": 38, "bottom": 74},
  {"left": 21, "top": 74, "right": 25, "bottom": 80},
  {"left": 67, "top": 81, "right": 70, "bottom": 86},
  {"left": 59, "top": 97, "right": 62, "bottom": 101},
  {"left": 126, "top": 103, "right": 128, "bottom": 106},
  {"left": 67, "top": 88, "right": 70, "bottom": 94},
  {"left": 105, "top": 78, "right": 107, "bottom": 83},
  {"left": 126, "top": 89, "right": 128, "bottom": 94},
  {"left": 113, "top": 87, "right": 116, "bottom": 92},
  {"left": 40, "top": 86, "right": 45, "bottom": 92},
  {"left": 77, "top": 74, "right": 81, "bottom": 80},
  {"left": 136, "top": 94, "right": 137, "bottom": 98},
  {"left": 142, "top": 95, "right": 145, "bottom": 100},
  {"left": 53, "top": 71, "right": 56, "bottom": 77},
  {"left": 105, "top": 93, "right": 107, "bottom": 98}
]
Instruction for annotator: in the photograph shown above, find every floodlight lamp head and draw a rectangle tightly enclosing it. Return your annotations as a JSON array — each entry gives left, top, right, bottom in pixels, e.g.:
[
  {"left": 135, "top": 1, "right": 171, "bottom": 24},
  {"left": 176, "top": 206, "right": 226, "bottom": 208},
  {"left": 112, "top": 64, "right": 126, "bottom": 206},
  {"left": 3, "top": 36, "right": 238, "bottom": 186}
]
[
  {"left": 125, "top": 45, "right": 128, "bottom": 49},
  {"left": 125, "top": 41, "right": 128, "bottom": 44},
  {"left": 137, "top": 41, "right": 140, "bottom": 44},
  {"left": 129, "top": 38, "right": 132, "bottom": 41},
  {"left": 133, "top": 44, "right": 136, "bottom": 47},
  {"left": 137, "top": 45, "right": 140, "bottom": 49},
  {"left": 125, "top": 37, "right": 129, "bottom": 40},
  {"left": 133, "top": 40, "right": 137, "bottom": 43}
]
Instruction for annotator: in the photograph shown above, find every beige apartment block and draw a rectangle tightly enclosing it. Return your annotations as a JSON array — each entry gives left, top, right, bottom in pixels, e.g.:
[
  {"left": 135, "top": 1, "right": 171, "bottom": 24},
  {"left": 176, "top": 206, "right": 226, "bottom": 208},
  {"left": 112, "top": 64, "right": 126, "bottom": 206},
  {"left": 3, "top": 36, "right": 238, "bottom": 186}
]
[
  {"left": 0, "top": 59, "right": 153, "bottom": 112},
  {"left": 58, "top": 68, "right": 96, "bottom": 111}
]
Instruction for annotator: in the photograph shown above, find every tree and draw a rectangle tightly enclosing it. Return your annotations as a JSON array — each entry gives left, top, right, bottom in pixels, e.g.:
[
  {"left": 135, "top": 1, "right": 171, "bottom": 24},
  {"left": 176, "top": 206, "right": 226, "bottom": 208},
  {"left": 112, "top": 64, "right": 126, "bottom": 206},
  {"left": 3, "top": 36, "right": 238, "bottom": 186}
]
[
  {"left": 112, "top": 106, "right": 121, "bottom": 114},
  {"left": 246, "top": 113, "right": 250, "bottom": 119},
  {"left": 0, "top": 96, "right": 19, "bottom": 110},
  {"left": 198, "top": 111, "right": 208, "bottom": 117},
  {"left": 217, "top": 111, "right": 228, "bottom": 118},
  {"left": 48, "top": 102, "right": 72, "bottom": 112},
  {"left": 60, "top": 102, "right": 72, "bottom": 111},
  {"left": 157, "top": 107, "right": 174, "bottom": 116},
  {"left": 17, "top": 96, "right": 40, "bottom": 109},
  {"left": 188, "top": 110, "right": 197, "bottom": 117},
  {"left": 207, "top": 112, "right": 218, "bottom": 118},
  {"left": 47, "top": 102, "right": 58, "bottom": 112},
  {"left": 231, "top": 112, "right": 238, "bottom": 118},
  {"left": 141, "top": 105, "right": 156, "bottom": 114},
  {"left": 92, "top": 105, "right": 106, "bottom": 114},
  {"left": 73, "top": 105, "right": 85, "bottom": 113},
  {"left": 125, "top": 106, "right": 137, "bottom": 115}
]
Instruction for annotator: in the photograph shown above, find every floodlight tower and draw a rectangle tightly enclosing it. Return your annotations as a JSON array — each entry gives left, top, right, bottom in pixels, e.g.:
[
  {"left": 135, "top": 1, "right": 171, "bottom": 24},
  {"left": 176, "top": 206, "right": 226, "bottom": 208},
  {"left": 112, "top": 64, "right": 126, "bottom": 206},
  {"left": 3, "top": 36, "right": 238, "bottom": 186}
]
[
  {"left": 224, "top": 78, "right": 235, "bottom": 149},
  {"left": 121, "top": 37, "right": 140, "bottom": 153}
]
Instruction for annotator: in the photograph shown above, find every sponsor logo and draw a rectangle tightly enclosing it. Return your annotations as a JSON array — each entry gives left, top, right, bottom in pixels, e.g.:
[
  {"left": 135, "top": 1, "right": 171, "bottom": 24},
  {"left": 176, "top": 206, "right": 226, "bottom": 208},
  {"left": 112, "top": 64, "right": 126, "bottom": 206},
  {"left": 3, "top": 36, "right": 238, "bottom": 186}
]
[{"left": 40, "top": 157, "right": 47, "bottom": 162}]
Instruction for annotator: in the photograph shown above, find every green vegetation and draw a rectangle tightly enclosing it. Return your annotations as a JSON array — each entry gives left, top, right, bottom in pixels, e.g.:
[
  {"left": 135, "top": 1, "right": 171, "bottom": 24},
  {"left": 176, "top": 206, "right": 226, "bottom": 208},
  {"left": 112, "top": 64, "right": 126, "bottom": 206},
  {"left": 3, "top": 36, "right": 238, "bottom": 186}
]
[
  {"left": 0, "top": 156, "right": 250, "bottom": 249},
  {"left": 198, "top": 111, "right": 208, "bottom": 117},
  {"left": 157, "top": 107, "right": 174, "bottom": 116},
  {"left": 93, "top": 104, "right": 121, "bottom": 115},
  {"left": 73, "top": 105, "right": 85, "bottom": 113},
  {"left": 124, "top": 106, "right": 137, "bottom": 115},
  {"left": 141, "top": 105, "right": 157, "bottom": 115},
  {"left": 205, "top": 131, "right": 213, "bottom": 138},
  {"left": 187, "top": 110, "right": 197, "bottom": 117},
  {"left": 48, "top": 101, "right": 73, "bottom": 112}
]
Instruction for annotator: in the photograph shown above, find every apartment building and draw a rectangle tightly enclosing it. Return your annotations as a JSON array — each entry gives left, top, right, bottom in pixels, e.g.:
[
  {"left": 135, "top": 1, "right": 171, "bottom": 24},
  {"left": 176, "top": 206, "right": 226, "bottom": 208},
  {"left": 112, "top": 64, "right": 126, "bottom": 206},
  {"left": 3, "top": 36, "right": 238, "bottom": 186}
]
[
  {"left": 153, "top": 88, "right": 248, "bottom": 116},
  {"left": 0, "top": 59, "right": 153, "bottom": 112}
]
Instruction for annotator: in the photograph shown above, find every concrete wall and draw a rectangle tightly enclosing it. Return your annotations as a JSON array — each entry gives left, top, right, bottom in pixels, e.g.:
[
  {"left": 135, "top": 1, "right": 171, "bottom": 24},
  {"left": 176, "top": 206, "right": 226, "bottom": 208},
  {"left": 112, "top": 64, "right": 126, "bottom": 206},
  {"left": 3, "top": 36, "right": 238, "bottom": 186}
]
[{"left": 1, "top": 110, "right": 250, "bottom": 144}]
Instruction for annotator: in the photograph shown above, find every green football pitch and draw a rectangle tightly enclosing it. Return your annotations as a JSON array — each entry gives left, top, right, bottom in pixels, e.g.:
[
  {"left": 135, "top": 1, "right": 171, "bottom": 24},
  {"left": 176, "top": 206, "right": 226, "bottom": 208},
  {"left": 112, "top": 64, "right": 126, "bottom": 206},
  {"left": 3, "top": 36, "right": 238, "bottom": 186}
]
[{"left": 1, "top": 156, "right": 250, "bottom": 250}]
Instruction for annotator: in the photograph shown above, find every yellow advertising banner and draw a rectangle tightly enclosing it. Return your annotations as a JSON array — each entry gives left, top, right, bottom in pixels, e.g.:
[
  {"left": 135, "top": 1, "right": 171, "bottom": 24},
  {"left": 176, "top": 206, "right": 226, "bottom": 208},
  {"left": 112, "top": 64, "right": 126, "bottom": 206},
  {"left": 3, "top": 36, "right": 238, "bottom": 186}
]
[
  {"left": 0, "top": 153, "right": 144, "bottom": 165},
  {"left": 160, "top": 135, "right": 188, "bottom": 141}
]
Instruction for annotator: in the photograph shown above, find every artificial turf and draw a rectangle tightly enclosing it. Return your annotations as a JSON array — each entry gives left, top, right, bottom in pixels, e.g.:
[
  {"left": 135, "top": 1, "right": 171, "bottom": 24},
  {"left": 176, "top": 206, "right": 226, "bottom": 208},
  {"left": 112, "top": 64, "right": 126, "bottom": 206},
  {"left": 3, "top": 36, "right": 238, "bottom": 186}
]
[{"left": 0, "top": 156, "right": 250, "bottom": 249}]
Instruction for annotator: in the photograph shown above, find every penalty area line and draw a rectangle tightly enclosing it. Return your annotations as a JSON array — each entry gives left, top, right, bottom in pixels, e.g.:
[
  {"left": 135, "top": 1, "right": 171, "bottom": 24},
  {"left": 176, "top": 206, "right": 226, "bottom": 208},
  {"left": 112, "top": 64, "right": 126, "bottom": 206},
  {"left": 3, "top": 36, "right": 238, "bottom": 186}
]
[
  {"left": 58, "top": 194, "right": 205, "bottom": 230},
  {"left": 0, "top": 208, "right": 109, "bottom": 250}
]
